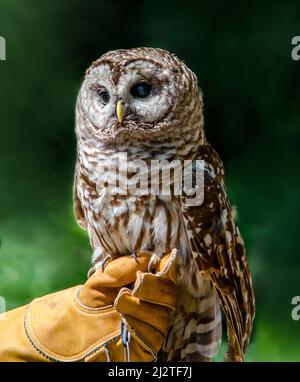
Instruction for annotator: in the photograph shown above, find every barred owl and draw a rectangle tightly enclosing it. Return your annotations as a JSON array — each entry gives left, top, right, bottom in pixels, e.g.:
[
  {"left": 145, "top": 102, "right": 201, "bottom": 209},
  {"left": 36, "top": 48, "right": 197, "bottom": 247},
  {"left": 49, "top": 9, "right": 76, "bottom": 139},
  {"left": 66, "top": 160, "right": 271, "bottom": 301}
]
[{"left": 74, "top": 48, "right": 255, "bottom": 361}]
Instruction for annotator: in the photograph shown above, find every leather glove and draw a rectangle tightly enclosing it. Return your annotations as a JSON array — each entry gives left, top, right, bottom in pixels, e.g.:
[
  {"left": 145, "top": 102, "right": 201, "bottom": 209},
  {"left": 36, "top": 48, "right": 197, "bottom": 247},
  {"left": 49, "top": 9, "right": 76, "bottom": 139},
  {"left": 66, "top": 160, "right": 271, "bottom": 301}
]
[{"left": 0, "top": 250, "right": 178, "bottom": 362}]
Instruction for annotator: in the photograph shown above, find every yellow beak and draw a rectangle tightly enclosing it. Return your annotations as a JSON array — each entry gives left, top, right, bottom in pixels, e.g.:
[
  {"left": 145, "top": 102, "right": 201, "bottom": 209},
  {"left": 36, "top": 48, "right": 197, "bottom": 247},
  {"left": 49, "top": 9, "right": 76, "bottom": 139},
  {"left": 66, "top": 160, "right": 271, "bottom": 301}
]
[{"left": 116, "top": 100, "right": 125, "bottom": 123}]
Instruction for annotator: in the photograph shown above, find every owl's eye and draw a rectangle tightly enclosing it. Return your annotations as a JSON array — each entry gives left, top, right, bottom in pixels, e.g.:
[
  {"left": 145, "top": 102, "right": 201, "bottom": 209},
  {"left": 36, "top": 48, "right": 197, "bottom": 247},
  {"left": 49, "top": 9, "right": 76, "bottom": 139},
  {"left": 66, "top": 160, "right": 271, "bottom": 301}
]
[
  {"left": 97, "top": 87, "right": 110, "bottom": 104},
  {"left": 130, "top": 82, "right": 152, "bottom": 98}
]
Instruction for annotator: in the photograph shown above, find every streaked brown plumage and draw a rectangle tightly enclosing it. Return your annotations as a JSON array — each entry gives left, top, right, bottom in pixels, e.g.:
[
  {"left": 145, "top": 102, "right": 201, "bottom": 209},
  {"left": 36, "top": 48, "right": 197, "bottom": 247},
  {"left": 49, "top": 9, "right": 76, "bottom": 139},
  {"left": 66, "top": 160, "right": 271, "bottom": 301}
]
[{"left": 73, "top": 47, "right": 255, "bottom": 361}]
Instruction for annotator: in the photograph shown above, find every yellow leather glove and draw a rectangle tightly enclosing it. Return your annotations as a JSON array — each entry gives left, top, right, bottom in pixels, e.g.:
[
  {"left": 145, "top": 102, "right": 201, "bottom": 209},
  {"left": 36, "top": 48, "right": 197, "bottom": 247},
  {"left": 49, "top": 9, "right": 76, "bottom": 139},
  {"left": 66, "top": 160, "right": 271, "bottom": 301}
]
[{"left": 0, "top": 250, "right": 177, "bottom": 362}]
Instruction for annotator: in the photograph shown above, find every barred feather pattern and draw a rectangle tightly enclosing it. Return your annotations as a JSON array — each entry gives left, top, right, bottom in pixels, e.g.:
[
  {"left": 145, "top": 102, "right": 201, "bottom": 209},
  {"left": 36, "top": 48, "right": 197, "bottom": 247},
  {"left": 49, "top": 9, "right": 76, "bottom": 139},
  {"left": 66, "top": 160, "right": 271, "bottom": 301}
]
[
  {"left": 161, "top": 282, "right": 222, "bottom": 361},
  {"left": 181, "top": 144, "right": 256, "bottom": 361},
  {"left": 73, "top": 48, "right": 255, "bottom": 362}
]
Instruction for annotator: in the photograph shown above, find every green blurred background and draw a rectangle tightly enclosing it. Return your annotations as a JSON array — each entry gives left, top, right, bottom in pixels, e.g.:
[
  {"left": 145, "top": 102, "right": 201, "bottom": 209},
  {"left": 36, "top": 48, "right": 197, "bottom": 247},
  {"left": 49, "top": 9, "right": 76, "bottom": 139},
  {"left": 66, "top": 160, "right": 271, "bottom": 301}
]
[{"left": 0, "top": 0, "right": 300, "bottom": 361}]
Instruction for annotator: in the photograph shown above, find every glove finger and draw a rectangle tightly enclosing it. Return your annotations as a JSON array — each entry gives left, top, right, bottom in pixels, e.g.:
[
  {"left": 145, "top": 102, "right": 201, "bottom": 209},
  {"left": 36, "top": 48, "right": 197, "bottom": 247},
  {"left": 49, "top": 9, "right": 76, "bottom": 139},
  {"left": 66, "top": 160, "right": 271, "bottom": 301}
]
[
  {"left": 115, "top": 289, "right": 172, "bottom": 335},
  {"left": 130, "top": 249, "right": 178, "bottom": 310},
  {"left": 154, "top": 248, "right": 179, "bottom": 282},
  {"left": 79, "top": 252, "right": 152, "bottom": 308},
  {"left": 86, "top": 252, "right": 152, "bottom": 288},
  {"left": 132, "top": 272, "right": 176, "bottom": 310},
  {"left": 102, "top": 252, "right": 152, "bottom": 286},
  {"left": 122, "top": 315, "right": 165, "bottom": 354}
]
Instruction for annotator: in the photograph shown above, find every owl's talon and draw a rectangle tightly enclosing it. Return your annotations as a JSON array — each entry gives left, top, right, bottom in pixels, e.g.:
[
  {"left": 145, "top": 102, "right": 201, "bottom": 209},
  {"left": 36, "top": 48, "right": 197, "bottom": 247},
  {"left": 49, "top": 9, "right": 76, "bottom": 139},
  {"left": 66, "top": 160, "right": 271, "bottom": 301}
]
[
  {"left": 95, "top": 254, "right": 112, "bottom": 272},
  {"left": 87, "top": 267, "right": 96, "bottom": 279},
  {"left": 129, "top": 253, "right": 138, "bottom": 261},
  {"left": 88, "top": 249, "right": 112, "bottom": 277},
  {"left": 148, "top": 253, "right": 160, "bottom": 273},
  {"left": 91, "top": 248, "right": 105, "bottom": 265}
]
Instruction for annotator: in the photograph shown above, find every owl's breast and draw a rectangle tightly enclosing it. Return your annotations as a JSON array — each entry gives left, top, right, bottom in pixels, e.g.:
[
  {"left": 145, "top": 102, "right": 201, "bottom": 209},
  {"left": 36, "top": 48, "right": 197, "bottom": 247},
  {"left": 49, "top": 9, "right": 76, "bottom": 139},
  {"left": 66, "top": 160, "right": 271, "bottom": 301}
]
[
  {"left": 76, "top": 144, "right": 192, "bottom": 257},
  {"left": 88, "top": 192, "right": 189, "bottom": 257}
]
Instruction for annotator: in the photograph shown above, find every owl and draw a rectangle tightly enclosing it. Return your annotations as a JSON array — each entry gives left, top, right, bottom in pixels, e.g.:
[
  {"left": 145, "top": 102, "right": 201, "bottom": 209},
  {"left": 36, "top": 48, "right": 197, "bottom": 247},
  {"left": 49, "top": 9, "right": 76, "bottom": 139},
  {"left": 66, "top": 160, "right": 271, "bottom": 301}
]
[{"left": 73, "top": 47, "right": 255, "bottom": 361}]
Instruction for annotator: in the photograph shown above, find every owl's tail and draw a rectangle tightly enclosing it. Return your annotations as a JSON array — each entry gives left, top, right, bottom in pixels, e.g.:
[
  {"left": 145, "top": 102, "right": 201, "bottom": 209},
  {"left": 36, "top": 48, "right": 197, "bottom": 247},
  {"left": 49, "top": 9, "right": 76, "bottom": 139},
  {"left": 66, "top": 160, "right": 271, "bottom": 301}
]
[{"left": 161, "top": 284, "right": 222, "bottom": 361}]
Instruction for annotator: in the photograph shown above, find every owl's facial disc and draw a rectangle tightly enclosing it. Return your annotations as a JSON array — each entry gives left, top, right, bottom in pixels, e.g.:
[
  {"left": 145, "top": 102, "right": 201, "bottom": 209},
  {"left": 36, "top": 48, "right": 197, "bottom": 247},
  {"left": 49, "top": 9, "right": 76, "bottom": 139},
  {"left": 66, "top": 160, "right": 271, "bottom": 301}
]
[{"left": 78, "top": 60, "right": 178, "bottom": 142}]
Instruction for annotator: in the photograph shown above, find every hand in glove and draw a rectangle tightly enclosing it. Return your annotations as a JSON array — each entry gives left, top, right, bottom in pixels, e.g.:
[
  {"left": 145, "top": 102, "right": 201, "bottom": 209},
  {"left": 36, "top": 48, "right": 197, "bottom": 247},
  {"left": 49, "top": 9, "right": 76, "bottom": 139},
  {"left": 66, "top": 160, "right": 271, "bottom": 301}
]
[{"left": 0, "top": 250, "right": 178, "bottom": 362}]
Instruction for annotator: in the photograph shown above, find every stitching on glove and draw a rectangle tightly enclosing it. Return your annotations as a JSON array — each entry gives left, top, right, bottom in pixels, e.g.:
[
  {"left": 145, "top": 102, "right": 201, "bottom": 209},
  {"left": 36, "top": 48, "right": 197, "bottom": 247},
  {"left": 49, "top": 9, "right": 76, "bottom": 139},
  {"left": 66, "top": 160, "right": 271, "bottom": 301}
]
[
  {"left": 74, "top": 286, "right": 115, "bottom": 313},
  {"left": 24, "top": 302, "right": 121, "bottom": 361},
  {"left": 131, "top": 275, "right": 176, "bottom": 310},
  {"left": 120, "top": 315, "right": 158, "bottom": 362}
]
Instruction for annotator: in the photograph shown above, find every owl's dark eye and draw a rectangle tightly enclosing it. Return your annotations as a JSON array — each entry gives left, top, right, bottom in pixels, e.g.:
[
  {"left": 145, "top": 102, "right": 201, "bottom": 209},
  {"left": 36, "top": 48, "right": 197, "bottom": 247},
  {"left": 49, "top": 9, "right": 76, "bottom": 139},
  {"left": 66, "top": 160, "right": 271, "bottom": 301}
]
[
  {"left": 97, "top": 88, "right": 110, "bottom": 104},
  {"left": 130, "top": 82, "right": 152, "bottom": 98}
]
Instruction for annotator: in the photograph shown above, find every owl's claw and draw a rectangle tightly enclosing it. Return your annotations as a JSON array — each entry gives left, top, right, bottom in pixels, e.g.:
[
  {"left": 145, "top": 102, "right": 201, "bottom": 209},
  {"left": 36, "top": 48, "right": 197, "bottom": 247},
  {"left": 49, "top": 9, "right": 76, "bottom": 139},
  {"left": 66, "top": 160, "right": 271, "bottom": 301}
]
[
  {"left": 95, "top": 254, "right": 112, "bottom": 272},
  {"left": 129, "top": 253, "right": 138, "bottom": 261},
  {"left": 148, "top": 253, "right": 161, "bottom": 273},
  {"left": 87, "top": 251, "right": 112, "bottom": 278}
]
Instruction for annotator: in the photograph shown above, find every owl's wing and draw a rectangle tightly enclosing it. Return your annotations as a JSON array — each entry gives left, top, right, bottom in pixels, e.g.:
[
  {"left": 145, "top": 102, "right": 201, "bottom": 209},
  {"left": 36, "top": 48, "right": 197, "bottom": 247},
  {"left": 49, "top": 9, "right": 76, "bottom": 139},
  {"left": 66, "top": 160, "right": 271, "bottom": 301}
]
[
  {"left": 182, "top": 144, "right": 255, "bottom": 361},
  {"left": 73, "top": 165, "right": 87, "bottom": 230}
]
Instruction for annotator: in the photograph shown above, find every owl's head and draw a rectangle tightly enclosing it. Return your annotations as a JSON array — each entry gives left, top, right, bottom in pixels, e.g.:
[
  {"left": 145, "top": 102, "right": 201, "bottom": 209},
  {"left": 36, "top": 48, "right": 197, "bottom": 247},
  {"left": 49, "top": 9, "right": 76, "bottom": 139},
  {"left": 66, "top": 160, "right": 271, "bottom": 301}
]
[{"left": 76, "top": 48, "right": 203, "bottom": 145}]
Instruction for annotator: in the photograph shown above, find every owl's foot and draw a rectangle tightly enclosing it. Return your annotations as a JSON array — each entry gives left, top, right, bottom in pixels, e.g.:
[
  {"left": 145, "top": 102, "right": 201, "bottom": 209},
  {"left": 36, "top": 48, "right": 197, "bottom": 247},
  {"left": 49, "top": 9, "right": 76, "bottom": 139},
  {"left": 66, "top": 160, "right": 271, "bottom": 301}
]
[
  {"left": 94, "top": 254, "right": 112, "bottom": 272},
  {"left": 91, "top": 247, "right": 106, "bottom": 265},
  {"left": 130, "top": 252, "right": 142, "bottom": 262},
  {"left": 148, "top": 253, "right": 162, "bottom": 273},
  {"left": 88, "top": 248, "right": 112, "bottom": 278}
]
